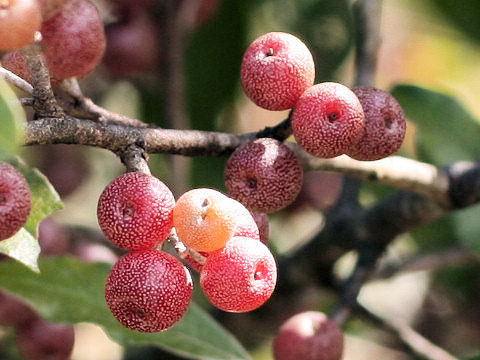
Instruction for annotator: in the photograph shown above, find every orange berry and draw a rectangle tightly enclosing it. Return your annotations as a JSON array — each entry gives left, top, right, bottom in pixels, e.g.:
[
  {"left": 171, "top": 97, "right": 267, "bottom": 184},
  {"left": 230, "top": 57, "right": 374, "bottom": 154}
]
[{"left": 173, "top": 188, "right": 237, "bottom": 252}]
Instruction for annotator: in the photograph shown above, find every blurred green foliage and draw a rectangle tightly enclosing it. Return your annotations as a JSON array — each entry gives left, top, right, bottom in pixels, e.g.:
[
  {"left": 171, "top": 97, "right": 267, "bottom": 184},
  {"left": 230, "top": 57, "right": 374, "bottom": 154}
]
[{"left": 428, "top": 0, "right": 480, "bottom": 43}]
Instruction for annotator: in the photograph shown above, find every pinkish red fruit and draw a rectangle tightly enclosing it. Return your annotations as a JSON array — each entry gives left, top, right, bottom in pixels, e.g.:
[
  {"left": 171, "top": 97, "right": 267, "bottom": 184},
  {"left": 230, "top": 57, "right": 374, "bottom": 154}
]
[
  {"left": 346, "top": 86, "right": 406, "bottom": 161},
  {"left": 225, "top": 138, "right": 303, "bottom": 213},
  {"left": 0, "top": 291, "right": 38, "bottom": 328},
  {"left": 273, "top": 311, "right": 344, "bottom": 360},
  {"left": 16, "top": 319, "right": 74, "bottom": 360},
  {"left": 41, "top": 0, "right": 106, "bottom": 80},
  {"left": 241, "top": 32, "right": 315, "bottom": 111},
  {"left": 38, "top": 218, "right": 69, "bottom": 256},
  {"left": 1, "top": 51, "right": 33, "bottom": 84},
  {"left": 292, "top": 82, "right": 365, "bottom": 158},
  {"left": 97, "top": 172, "right": 175, "bottom": 251},
  {"left": 0, "top": 162, "right": 31, "bottom": 241},
  {"left": 103, "top": 13, "right": 159, "bottom": 77},
  {"left": 105, "top": 250, "right": 193, "bottom": 332},
  {"left": 200, "top": 237, "right": 277, "bottom": 312}
]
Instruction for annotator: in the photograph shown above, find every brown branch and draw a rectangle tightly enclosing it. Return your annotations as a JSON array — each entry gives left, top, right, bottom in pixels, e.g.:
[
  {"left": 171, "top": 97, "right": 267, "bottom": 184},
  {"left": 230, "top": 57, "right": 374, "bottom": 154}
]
[
  {"left": 167, "top": 228, "right": 206, "bottom": 266},
  {"left": 353, "top": 0, "right": 382, "bottom": 87},
  {"left": 20, "top": 41, "right": 64, "bottom": 118},
  {"left": 359, "top": 304, "right": 460, "bottom": 360},
  {"left": 24, "top": 117, "right": 456, "bottom": 204},
  {"left": 372, "top": 247, "right": 480, "bottom": 280}
]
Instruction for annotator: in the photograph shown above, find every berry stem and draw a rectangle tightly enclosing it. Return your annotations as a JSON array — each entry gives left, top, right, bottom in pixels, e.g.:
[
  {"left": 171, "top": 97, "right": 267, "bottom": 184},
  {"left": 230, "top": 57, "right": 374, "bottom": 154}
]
[
  {"left": 0, "top": 66, "right": 33, "bottom": 94},
  {"left": 167, "top": 228, "right": 206, "bottom": 267}
]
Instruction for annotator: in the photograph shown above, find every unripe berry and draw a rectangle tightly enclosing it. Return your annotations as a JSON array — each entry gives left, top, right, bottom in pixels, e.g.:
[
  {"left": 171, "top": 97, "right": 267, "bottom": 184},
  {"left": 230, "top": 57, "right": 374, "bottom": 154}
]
[
  {"left": 346, "top": 86, "right": 406, "bottom": 161},
  {"left": 225, "top": 138, "right": 303, "bottom": 213},
  {"left": 41, "top": 0, "right": 106, "bottom": 80},
  {"left": 273, "top": 311, "right": 344, "bottom": 360},
  {"left": 16, "top": 319, "right": 74, "bottom": 360},
  {"left": 173, "top": 188, "right": 237, "bottom": 252},
  {"left": 0, "top": 162, "right": 31, "bottom": 241},
  {"left": 200, "top": 237, "right": 277, "bottom": 312},
  {"left": 105, "top": 250, "right": 193, "bottom": 333},
  {"left": 0, "top": 0, "right": 42, "bottom": 51},
  {"left": 97, "top": 172, "right": 175, "bottom": 251},
  {"left": 241, "top": 32, "right": 315, "bottom": 111},
  {"left": 292, "top": 82, "right": 365, "bottom": 158}
]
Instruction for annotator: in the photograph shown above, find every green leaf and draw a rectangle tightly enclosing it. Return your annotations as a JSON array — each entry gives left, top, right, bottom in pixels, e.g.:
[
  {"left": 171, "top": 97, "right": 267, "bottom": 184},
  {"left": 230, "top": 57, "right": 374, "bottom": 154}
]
[
  {"left": 427, "top": 0, "right": 480, "bottom": 44},
  {"left": 0, "top": 79, "right": 25, "bottom": 158},
  {"left": 0, "top": 228, "right": 40, "bottom": 273},
  {"left": 391, "top": 84, "right": 480, "bottom": 166},
  {"left": 0, "top": 159, "right": 63, "bottom": 271},
  {"left": 391, "top": 84, "right": 480, "bottom": 254},
  {"left": 0, "top": 257, "right": 251, "bottom": 360},
  {"left": 8, "top": 158, "right": 64, "bottom": 238}
]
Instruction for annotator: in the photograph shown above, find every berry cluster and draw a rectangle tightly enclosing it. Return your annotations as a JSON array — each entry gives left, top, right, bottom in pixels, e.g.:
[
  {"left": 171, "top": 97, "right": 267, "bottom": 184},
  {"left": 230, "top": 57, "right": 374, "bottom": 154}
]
[
  {"left": 241, "top": 32, "right": 406, "bottom": 161},
  {"left": 1, "top": 0, "right": 105, "bottom": 82},
  {"left": 0, "top": 162, "right": 31, "bottom": 241},
  {"left": 98, "top": 173, "right": 277, "bottom": 332}
]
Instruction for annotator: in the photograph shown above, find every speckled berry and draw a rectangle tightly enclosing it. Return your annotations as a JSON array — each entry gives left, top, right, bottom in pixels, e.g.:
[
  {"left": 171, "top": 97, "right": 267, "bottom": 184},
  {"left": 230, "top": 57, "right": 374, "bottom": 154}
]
[
  {"left": 292, "top": 82, "right": 365, "bottom": 158},
  {"left": 200, "top": 237, "right": 277, "bottom": 312},
  {"left": 173, "top": 188, "right": 238, "bottom": 252},
  {"left": 241, "top": 32, "right": 315, "bottom": 111},
  {"left": 41, "top": 0, "right": 106, "bottom": 80},
  {"left": 346, "top": 86, "right": 406, "bottom": 161},
  {"left": 0, "top": 162, "right": 31, "bottom": 241},
  {"left": 230, "top": 198, "right": 260, "bottom": 241},
  {"left": 225, "top": 138, "right": 303, "bottom": 213},
  {"left": 97, "top": 172, "right": 175, "bottom": 251},
  {"left": 1, "top": 51, "right": 33, "bottom": 84},
  {"left": 105, "top": 250, "right": 193, "bottom": 333},
  {"left": 273, "top": 311, "right": 343, "bottom": 360}
]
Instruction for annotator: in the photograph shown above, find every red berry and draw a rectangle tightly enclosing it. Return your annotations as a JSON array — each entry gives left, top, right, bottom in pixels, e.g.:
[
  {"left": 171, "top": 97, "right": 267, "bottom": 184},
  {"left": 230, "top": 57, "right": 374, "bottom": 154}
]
[
  {"left": 0, "top": 0, "right": 42, "bottom": 51},
  {"left": 97, "top": 172, "right": 175, "bottom": 251},
  {"left": 41, "top": 0, "right": 106, "bottom": 80},
  {"left": 250, "top": 211, "right": 269, "bottom": 245},
  {"left": 230, "top": 198, "right": 260, "bottom": 241},
  {"left": 346, "top": 86, "right": 406, "bottom": 161},
  {"left": 103, "top": 13, "right": 159, "bottom": 77},
  {"left": 0, "top": 291, "right": 38, "bottom": 328},
  {"left": 225, "top": 138, "right": 304, "bottom": 213},
  {"left": 241, "top": 32, "right": 315, "bottom": 111},
  {"left": 200, "top": 237, "right": 277, "bottom": 312},
  {"left": 0, "top": 162, "right": 31, "bottom": 241},
  {"left": 1, "top": 51, "right": 32, "bottom": 84},
  {"left": 16, "top": 319, "right": 74, "bottom": 360},
  {"left": 105, "top": 250, "right": 193, "bottom": 333},
  {"left": 273, "top": 311, "right": 344, "bottom": 360},
  {"left": 292, "top": 82, "right": 365, "bottom": 158},
  {"left": 290, "top": 171, "right": 343, "bottom": 212},
  {"left": 38, "top": 218, "right": 69, "bottom": 256}
]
